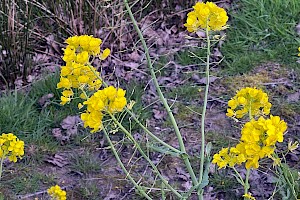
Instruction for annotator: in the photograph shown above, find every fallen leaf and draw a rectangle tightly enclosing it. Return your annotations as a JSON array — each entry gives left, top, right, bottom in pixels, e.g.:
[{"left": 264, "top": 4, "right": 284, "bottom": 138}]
[
  {"left": 181, "top": 181, "right": 192, "bottom": 191},
  {"left": 153, "top": 109, "right": 165, "bottom": 120},
  {"left": 61, "top": 115, "right": 81, "bottom": 136},
  {"left": 38, "top": 93, "right": 54, "bottom": 108},
  {"left": 128, "top": 51, "right": 141, "bottom": 62},
  {"left": 45, "top": 154, "right": 68, "bottom": 168},
  {"left": 296, "top": 22, "right": 300, "bottom": 35},
  {"left": 287, "top": 92, "right": 300, "bottom": 102}
]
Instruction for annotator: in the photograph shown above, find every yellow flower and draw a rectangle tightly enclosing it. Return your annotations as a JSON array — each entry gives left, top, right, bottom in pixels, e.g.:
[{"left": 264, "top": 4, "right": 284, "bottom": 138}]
[
  {"left": 76, "top": 51, "right": 89, "bottom": 64},
  {"left": 0, "top": 133, "right": 24, "bottom": 162},
  {"left": 243, "top": 193, "right": 256, "bottom": 200},
  {"left": 60, "top": 96, "right": 71, "bottom": 105},
  {"left": 57, "top": 77, "right": 72, "bottom": 89},
  {"left": 62, "top": 47, "right": 76, "bottom": 62},
  {"left": 89, "top": 37, "right": 102, "bottom": 55},
  {"left": 59, "top": 90, "right": 74, "bottom": 105},
  {"left": 79, "top": 35, "right": 91, "bottom": 50},
  {"left": 238, "top": 116, "right": 287, "bottom": 169},
  {"left": 226, "top": 87, "right": 272, "bottom": 119},
  {"left": 185, "top": 2, "right": 228, "bottom": 32},
  {"left": 80, "top": 86, "right": 127, "bottom": 133},
  {"left": 58, "top": 35, "right": 108, "bottom": 105},
  {"left": 47, "top": 185, "right": 67, "bottom": 200},
  {"left": 212, "top": 147, "right": 246, "bottom": 169},
  {"left": 65, "top": 35, "right": 79, "bottom": 47},
  {"left": 78, "top": 103, "right": 84, "bottom": 109},
  {"left": 62, "top": 90, "right": 73, "bottom": 97},
  {"left": 298, "top": 47, "right": 300, "bottom": 56},
  {"left": 100, "top": 48, "right": 111, "bottom": 60},
  {"left": 81, "top": 111, "right": 103, "bottom": 133},
  {"left": 79, "top": 93, "right": 88, "bottom": 100}
]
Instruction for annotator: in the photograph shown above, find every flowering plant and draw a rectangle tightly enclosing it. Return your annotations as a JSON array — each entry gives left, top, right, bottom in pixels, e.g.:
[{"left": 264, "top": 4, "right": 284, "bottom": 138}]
[
  {"left": 47, "top": 185, "right": 67, "bottom": 200},
  {"left": 55, "top": 1, "right": 230, "bottom": 199},
  {"left": 213, "top": 87, "right": 290, "bottom": 199},
  {"left": 0, "top": 133, "right": 24, "bottom": 179}
]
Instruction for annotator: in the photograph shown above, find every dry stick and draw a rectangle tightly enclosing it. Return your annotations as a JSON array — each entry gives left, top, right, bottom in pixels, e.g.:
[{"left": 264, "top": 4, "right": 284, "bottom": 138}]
[{"left": 123, "top": 0, "right": 199, "bottom": 190}]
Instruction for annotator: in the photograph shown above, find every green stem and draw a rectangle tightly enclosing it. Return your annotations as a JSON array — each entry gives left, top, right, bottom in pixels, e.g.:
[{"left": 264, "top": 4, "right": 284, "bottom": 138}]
[
  {"left": 102, "top": 128, "right": 152, "bottom": 200},
  {"left": 198, "top": 26, "right": 211, "bottom": 197},
  {"left": 232, "top": 166, "right": 245, "bottom": 185},
  {"left": 123, "top": 0, "right": 198, "bottom": 188},
  {"left": 0, "top": 157, "right": 4, "bottom": 180},
  {"left": 244, "top": 169, "right": 250, "bottom": 197},
  {"left": 108, "top": 112, "right": 182, "bottom": 198},
  {"left": 125, "top": 108, "right": 181, "bottom": 154}
]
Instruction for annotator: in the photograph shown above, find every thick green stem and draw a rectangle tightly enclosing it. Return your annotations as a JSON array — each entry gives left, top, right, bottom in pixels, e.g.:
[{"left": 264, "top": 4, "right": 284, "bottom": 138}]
[
  {"left": 198, "top": 26, "right": 211, "bottom": 197},
  {"left": 243, "top": 104, "right": 252, "bottom": 198},
  {"left": 0, "top": 157, "right": 4, "bottom": 180},
  {"left": 125, "top": 108, "right": 181, "bottom": 154},
  {"left": 108, "top": 112, "right": 182, "bottom": 198},
  {"left": 123, "top": 0, "right": 198, "bottom": 188},
  {"left": 103, "top": 128, "right": 152, "bottom": 200},
  {"left": 244, "top": 169, "right": 251, "bottom": 197}
]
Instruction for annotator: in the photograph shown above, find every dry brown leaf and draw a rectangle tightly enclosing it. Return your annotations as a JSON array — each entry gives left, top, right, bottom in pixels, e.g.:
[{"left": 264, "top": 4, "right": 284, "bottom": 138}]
[
  {"left": 45, "top": 34, "right": 60, "bottom": 54},
  {"left": 153, "top": 109, "right": 165, "bottom": 120},
  {"left": 45, "top": 154, "right": 68, "bottom": 168},
  {"left": 296, "top": 22, "right": 300, "bottom": 35},
  {"left": 287, "top": 92, "right": 300, "bottom": 102},
  {"left": 128, "top": 51, "right": 141, "bottom": 62},
  {"left": 60, "top": 115, "right": 81, "bottom": 136},
  {"left": 181, "top": 180, "right": 192, "bottom": 191},
  {"left": 38, "top": 93, "right": 54, "bottom": 108}
]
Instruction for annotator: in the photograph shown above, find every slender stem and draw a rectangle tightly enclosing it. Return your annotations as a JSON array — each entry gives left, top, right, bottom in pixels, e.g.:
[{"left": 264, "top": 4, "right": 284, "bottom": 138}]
[
  {"left": 123, "top": 0, "right": 198, "bottom": 188},
  {"left": 198, "top": 26, "right": 211, "bottom": 190},
  {"left": 125, "top": 108, "right": 181, "bottom": 154},
  {"left": 244, "top": 169, "right": 250, "bottom": 197},
  {"left": 232, "top": 166, "right": 245, "bottom": 185},
  {"left": 108, "top": 112, "right": 182, "bottom": 198},
  {"left": 243, "top": 104, "right": 252, "bottom": 199},
  {"left": 0, "top": 157, "right": 4, "bottom": 180},
  {"left": 102, "top": 128, "right": 152, "bottom": 200}
]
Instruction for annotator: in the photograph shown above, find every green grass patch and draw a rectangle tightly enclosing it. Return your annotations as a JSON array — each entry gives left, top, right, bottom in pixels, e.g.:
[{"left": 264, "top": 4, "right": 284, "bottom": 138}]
[
  {"left": 222, "top": 0, "right": 300, "bottom": 74},
  {"left": 69, "top": 150, "right": 101, "bottom": 175},
  {"left": 209, "top": 171, "right": 241, "bottom": 199}
]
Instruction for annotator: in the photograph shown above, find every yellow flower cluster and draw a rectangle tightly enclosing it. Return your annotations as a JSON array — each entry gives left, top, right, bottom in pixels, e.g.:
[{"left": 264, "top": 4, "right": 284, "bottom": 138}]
[
  {"left": 57, "top": 35, "right": 111, "bottom": 105},
  {"left": 237, "top": 116, "right": 287, "bottom": 169},
  {"left": 0, "top": 133, "right": 24, "bottom": 163},
  {"left": 226, "top": 87, "right": 272, "bottom": 119},
  {"left": 81, "top": 86, "right": 127, "bottom": 133},
  {"left": 47, "top": 185, "right": 67, "bottom": 200},
  {"left": 213, "top": 87, "right": 288, "bottom": 169},
  {"left": 185, "top": 2, "right": 228, "bottom": 32},
  {"left": 298, "top": 47, "right": 300, "bottom": 56},
  {"left": 213, "top": 115, "right": 287, "bottom": 169},
  {"left": 212, "top": 147, "right": 246, "bottom": 169}
]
